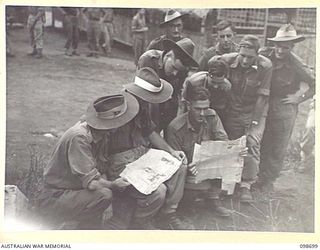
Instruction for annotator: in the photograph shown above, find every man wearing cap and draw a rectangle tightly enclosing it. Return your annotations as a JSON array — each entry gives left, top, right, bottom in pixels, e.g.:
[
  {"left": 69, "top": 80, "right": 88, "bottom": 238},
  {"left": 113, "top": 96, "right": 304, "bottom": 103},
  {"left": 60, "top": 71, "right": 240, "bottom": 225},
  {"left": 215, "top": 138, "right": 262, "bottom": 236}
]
[
  {"left": 198, "top": 20, "right": 239, "bottom": 72},
  {"left": 109, "top": 67, "right": 191, "bottom": 230},
  {"left": 180, "top": 55, "right": 231, "bottom": 125},
  {"left": 138, "top": 37, "right": 199, "bottom": 134},
  {"left": 37, "top": 93, "right": 141, "bottom": 229},
  {"left": 221, "top": 35, "right": 273, "bottom": 202},
  {"left": 146, "top": 9, "right": 186, "bottom": 51},
  {"left": 257, "top": 24, "right": 315, "bottom": 191}
]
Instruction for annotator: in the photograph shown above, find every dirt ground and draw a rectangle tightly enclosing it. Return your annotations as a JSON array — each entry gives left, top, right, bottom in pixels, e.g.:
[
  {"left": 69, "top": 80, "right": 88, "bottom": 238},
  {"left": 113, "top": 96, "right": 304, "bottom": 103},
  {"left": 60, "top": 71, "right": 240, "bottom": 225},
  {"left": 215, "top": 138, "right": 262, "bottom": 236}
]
[{"left": 5, "top": 27, "right": 315, "bottom": 232}]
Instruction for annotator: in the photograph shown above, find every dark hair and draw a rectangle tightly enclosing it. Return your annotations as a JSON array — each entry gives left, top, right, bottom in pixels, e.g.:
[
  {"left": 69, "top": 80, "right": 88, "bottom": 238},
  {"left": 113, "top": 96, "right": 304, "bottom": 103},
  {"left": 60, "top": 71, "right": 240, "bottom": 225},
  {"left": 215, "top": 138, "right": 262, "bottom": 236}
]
[
  {"left": 239, "top": 35, "right": 260, "bottom": 52},
  {"left": 217, "top": 20, "right": 235, "bottom": 32},
  {"left": 208, "top": 56, "right": 229, "bottom": 77},
  {"left": 185, "top": 86, "right": 210, "bottom": 102}
]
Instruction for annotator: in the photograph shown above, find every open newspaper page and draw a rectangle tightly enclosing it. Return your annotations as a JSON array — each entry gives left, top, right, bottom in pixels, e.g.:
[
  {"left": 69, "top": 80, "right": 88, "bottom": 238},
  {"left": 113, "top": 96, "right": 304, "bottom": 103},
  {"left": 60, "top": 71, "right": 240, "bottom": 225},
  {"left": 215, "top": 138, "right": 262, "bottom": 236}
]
[
  {"left": 120, "top": 148, "right": 182, "bottom": 195},
  {"left": 191, "top": 135, "right": 246, "bottom": 194}
]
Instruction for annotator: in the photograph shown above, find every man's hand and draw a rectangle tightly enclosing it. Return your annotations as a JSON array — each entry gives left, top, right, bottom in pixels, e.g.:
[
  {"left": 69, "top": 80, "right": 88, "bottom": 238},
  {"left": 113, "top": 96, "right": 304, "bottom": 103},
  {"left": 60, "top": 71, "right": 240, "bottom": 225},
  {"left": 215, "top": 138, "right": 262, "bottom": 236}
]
[
  {"left": 239, "top": 147, "right": 248, "bottom": 157},
  {"left": 88, "top": 179, "right": 104, "bottom": 191},
  {"left": 170, "top": 150, "right": 187, "bottom": 164},
  {"left": 281, "top": 94, "right": 301, "bottom": 104},
  {"left": 112, "top": 177, "right": 131, "bottom": 192},
  {"left": 187, "top": 162, "right": 198, "bottom": 176}
]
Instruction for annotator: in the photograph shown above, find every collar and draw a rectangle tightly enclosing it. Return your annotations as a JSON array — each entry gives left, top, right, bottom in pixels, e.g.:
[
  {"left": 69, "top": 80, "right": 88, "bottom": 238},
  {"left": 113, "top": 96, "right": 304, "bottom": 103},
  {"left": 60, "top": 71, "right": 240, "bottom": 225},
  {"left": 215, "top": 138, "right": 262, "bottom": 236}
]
[
  {"left": 216, "top": 42, "right": 237, "bottom": 55},
  {"left": 230, "top": 54, "right": 259, "bottom": 72}
]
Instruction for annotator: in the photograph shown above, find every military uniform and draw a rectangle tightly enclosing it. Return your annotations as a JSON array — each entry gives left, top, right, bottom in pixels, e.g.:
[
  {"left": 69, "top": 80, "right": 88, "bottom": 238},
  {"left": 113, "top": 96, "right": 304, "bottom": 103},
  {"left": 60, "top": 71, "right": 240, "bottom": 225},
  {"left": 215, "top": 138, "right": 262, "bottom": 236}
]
[
  {"left": 259, "top": 47, "right": 315, "bottom": 182},
  {"left": 180, "top": 71, "right": 231, "bottom": 125},
  {"left": 138, "top": 49, "right": 187, "bottom": 133},
  {"left": 27, "top": 7, "right": 45, "bottom": 57},
  {"left": 221, "top": 52, "right": 272, "bottom": 182},
  {"left": 132, "top": 12, "right": 148, "bottom": 65},
  {"left": 166, "top": 110, "right": 228, "bottom": 194},
  {"left": 62, "top": 7, "right": 79, "bottom": 54},
  {"left": 198, "top": 42, "right": 239, "bottom": 72},
  {"left": 100, "top": 8, "right": 114, "bottom": 55}
]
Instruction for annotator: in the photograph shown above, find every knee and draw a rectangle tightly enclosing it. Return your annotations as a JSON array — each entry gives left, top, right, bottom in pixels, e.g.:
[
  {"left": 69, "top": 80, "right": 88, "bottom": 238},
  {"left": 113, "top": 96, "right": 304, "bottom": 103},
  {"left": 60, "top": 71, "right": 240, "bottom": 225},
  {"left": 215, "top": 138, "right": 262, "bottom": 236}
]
[{"left": 95, "top": 188, "right": 113, "bottom": 202}]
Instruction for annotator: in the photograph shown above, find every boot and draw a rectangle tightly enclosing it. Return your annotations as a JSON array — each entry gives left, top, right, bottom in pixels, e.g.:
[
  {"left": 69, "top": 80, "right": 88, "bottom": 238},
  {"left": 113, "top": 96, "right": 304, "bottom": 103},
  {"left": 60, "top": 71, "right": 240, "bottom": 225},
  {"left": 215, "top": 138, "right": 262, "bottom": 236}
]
[
  {"left": 207, "top": 198, "right": 231, "bottom": 217},
  {"left": 28, "top": 47, "right": 37, "bottom": 56},
  {"left": 157, "top": 212, "right": 194, "bottom": 230},
  {"left": 35, "top": 49, "right": 43, "bottom": 59}
]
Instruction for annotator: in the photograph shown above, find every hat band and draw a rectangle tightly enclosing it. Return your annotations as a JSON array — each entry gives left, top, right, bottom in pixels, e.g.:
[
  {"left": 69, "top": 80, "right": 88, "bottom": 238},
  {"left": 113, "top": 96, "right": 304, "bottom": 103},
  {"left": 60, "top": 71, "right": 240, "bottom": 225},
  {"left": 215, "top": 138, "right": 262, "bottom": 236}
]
[
  {"left": 96, "top": 100, "right": 127, "bottom": 119},
  {"left": 165, "top": 12, "right": 181, "bottom": 22},
  {"left": 134, "top": 76, "right": 163, "bottom": 93}
]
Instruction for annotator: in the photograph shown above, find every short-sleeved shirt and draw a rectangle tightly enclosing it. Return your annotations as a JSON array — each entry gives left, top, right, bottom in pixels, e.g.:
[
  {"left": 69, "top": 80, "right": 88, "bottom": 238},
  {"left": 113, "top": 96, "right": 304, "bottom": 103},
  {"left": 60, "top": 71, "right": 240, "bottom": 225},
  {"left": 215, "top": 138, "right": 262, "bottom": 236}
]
[
  {"left": 181, "top": 71, "right": 231, "bottom": 111},
  {"left": 221, "top": 52, "right": 273, "bottom": 117},
  {"left": 131, "top": 13, "right": 147, "bottom": 35},
  {"left": 44, "top": 121, "right": 106, "bottom": 190},
  {"left": 146, "top": 34, "right": 184, "bottom": 51},
  {"left": 101, "top": 8, "right": 113, "bottom": 23},
  {"left": 107, "top": 110, "right": 155, "bottom": 154},
  {"left": 259, "top": 47, "right": 315, "bottom": 119},
  {"left": 198, "top": 42, "right": 239, "bottom": 72},
  {"left": 166, "top": 110, "right": 228, "bottom": 163}
]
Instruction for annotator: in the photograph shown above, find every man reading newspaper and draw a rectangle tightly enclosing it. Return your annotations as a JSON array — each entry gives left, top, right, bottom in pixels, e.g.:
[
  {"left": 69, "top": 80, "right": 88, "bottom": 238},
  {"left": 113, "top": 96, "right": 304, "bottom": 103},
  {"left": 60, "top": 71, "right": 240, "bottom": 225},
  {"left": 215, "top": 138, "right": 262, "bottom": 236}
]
[{"left": 166, "top": 86, "right": 247, "bottom": 217}]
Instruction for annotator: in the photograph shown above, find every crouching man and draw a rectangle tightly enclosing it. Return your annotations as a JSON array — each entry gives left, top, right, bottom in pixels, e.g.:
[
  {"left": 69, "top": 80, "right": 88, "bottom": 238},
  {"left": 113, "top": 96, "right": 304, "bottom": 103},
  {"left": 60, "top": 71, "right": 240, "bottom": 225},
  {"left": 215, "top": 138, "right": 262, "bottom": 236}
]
[
  {"left": 37, "top": 93, "right": 141, "bottom": 229},
  {"left": 166, "top": 86, "right": 236, "bottom": 217}
]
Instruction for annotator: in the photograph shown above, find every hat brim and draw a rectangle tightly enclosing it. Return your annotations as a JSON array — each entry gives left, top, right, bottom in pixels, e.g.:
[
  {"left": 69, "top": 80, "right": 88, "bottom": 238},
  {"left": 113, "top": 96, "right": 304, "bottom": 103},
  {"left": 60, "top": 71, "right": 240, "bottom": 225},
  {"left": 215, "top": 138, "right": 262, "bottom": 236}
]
[
  {"left": 163, "top": 39, "right": 199, "bottom": 68},
  {"left": 159, "top": 13, "right": 187, "bottom": 27},
  {"left": 124, "top": 78, "right": 173, "bottom": 104},
  {"left": 267, "top": 35, "right": 305, "bottom": 43},
  {"left": 85, "top": 92, "right": 139, "bottom": 130}
]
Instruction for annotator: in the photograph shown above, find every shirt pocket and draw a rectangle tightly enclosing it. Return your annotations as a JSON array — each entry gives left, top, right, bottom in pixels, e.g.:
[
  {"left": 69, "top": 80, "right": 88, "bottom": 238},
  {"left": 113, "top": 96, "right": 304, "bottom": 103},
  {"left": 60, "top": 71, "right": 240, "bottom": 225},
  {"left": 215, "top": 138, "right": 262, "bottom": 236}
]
[{"left": 242, "top": 79, "right": 261, "bottom": 98}]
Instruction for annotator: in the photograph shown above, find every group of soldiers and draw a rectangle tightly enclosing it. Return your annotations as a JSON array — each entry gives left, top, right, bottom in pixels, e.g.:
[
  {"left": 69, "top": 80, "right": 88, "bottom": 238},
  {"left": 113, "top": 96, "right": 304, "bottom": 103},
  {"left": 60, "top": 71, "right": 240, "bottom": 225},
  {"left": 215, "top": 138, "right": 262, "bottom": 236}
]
[{"left": 34, "top": 9, "right": 315, "bottom": 230}]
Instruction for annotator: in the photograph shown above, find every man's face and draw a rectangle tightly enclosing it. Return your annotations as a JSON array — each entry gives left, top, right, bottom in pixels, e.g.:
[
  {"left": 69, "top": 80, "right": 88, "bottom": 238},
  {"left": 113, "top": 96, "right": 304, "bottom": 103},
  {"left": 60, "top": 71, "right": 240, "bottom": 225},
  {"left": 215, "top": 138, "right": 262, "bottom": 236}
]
[
  {"left": 274, "top": 41, "right": 294, "bottom": 60},
  {"left": 189, "top": 99, "right": 210, "bottom": 124},
  {"left": 163, "top": 51, "right": 186, "bottom": 78},
  {"left": 167, "top": 18, "right": 183, "bottom": 40},
  {"left": 238, "top": 47, "right": 257, "bottom": 68},
  {"left": 217, "top": 27, "right": 234, "bottom": 51}
]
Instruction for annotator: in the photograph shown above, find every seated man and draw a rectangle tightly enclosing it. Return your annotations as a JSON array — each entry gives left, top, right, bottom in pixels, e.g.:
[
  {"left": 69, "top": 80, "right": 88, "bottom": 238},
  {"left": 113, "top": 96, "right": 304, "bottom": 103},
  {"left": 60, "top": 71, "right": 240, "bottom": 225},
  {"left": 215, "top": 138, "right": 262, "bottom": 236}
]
[
  {"left": 138, "top": 38, "right": 199, "bottom": 134},
  {"left": 37, "top": 93, "right": 140, "bottom": 229},
  {"left": 179, "top": 56, "right": 231, "bottom": 125},
  {"left": 166, "top": 86, "right": 233, "bottom": 217},
  {"left": 103, "top": 67, "right": 190, "bottom": 230}
]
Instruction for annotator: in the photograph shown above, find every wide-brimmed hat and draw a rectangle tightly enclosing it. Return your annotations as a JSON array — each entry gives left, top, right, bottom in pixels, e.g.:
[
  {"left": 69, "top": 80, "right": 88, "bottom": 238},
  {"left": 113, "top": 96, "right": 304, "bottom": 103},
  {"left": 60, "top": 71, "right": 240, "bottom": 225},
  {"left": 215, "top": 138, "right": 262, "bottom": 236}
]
[
  {"left": 268, "top": 24, "right": 305, "bottom": 43},
  {"left": 163, "top": 38, "right": 199, "bottom": 67},
  {"left": 85, "top": 92, "right": 139, "bottom": 130},
  {"left": 159, "top": 9, "right": 187, "bottom": 27},
  {"left": 124, "top": 67, "right": 173, "bottom": 104}
]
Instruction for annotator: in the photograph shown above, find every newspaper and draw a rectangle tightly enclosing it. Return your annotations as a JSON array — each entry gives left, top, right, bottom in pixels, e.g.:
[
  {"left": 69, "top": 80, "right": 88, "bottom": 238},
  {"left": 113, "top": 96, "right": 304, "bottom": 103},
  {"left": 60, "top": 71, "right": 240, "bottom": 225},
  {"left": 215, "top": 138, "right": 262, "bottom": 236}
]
[
  {"left": 120, "top": 148, "right": 182, "bottom": 195},
  {"left": 191, "top": 135, "right": 246, "bottom": 194}
]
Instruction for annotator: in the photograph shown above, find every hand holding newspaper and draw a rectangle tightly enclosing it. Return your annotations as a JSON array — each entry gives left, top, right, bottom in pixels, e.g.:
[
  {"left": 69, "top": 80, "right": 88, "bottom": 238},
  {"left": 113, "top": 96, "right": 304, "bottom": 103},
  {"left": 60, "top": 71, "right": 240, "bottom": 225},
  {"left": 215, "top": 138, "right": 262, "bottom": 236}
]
[
  {"left": 120, "top": 148, "right": 182, "bottom": 195},
  {"left": 191, "top": 135, "right": 246, "bottom": 194}
]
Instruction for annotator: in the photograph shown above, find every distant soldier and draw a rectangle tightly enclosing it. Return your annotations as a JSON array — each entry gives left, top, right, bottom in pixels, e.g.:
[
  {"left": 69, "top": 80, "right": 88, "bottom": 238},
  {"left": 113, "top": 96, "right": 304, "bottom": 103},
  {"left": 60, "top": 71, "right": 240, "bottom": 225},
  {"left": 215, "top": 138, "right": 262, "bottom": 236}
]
[
  {"left": 146, "top": 9, "right": 186, "bottom": 51},
  {"left": 138, "top": 38, "right": 199, "bottom": 134},
  {"left": 59, "top": 7, "right": 80, "bottom": 56},
  {"left": 99, "top": 8, "right": 114, "bottom": 56},
  {"left": 27, "top": 6, "right": 45, "bottom": 58},
  {"left": 198, "top": 20, "right": 238, "bottom": 72},
  {"left": 82, "top": 8, "right": 101, "bottom": 57},
  {"left": 258, "top": 24, "right": 315, "bottom": 189},
  {"left": 221, "top": 35, "right": 273, "bottom": 202},
  {"left": 131, "top": 8, "right": 148, "bottom": 66}
]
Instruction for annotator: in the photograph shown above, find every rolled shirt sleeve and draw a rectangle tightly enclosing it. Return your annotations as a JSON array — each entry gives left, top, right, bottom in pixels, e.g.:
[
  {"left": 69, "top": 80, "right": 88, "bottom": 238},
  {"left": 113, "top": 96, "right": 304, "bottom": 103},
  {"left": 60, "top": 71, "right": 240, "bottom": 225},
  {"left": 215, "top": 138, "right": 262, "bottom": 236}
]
[{"left": 68, "top": 135, "right": 101, "bottom": 188}]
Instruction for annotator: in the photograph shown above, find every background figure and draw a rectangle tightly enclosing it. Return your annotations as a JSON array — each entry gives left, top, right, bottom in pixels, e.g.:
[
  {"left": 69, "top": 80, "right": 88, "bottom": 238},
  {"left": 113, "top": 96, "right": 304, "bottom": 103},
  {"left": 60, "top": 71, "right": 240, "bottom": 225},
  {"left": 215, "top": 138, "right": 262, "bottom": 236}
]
[
  {"left": 100, "top": 8, "right": 114, "bottom": 56},
  {"left": 6, "top": 14, "right": 15, "bottom": 57},
  {"left": 132, "top": 8, "right": 148, "bottom": 66},
  {"left": 83, "top": 8, "right": 101, "bottom": 58},
  {"left": 27, "top": 6, "right": 45, "bottom": 58},
  {"left": 60, "top": 7, "right": 80, "bottom": 56}
]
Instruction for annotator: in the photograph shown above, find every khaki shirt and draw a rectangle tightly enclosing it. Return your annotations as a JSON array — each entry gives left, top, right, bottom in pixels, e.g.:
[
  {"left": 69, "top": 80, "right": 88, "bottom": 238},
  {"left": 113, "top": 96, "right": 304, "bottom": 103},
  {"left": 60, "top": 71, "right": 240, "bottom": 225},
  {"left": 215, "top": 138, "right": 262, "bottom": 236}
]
[{"left": 166, "top": 111, "right": 228, "bottom": 163}]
